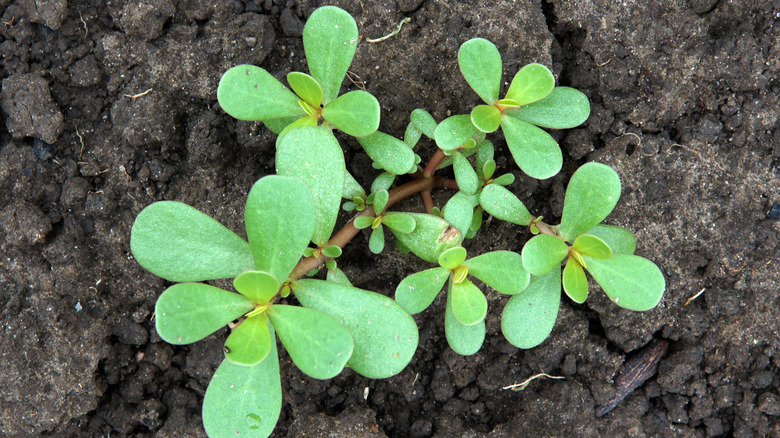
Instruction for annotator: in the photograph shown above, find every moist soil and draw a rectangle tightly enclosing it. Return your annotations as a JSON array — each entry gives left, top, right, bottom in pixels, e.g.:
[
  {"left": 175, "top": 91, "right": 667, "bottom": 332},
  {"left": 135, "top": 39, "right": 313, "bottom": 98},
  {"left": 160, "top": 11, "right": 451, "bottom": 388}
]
[{"left": 1, "top": 0, "right": 779, "bottom": 437}]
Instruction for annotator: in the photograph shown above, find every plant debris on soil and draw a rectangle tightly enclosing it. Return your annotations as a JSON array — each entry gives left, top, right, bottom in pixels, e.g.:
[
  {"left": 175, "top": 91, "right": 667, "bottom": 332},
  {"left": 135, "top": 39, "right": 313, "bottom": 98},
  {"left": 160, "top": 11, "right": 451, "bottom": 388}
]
[{"left": 1, "top": 1, "right": 779, "bottom": 437}]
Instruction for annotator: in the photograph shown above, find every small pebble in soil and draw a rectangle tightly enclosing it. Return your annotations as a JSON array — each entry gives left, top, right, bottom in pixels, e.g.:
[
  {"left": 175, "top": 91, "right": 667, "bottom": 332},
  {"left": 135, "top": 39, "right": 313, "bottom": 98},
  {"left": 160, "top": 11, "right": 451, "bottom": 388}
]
[{"left": 767, "top": 203, "right": 780, "bottom": 220}]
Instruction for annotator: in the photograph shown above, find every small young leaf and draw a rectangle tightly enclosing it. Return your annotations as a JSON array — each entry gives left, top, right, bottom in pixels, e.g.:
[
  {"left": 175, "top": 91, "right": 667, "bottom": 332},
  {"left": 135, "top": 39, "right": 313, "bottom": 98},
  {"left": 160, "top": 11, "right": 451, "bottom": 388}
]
[
  {"left": 452, "top": 152, "right": 480, "bottom": 195},
  {"left": 267, "top": 304, "right": 353, "bottom": 379},
  {"left": 353, "top": 216, "right": 374, "bottom": 229},
  {"left": 233, "top": 271, "right": 280, "bottom": 305},
  {"left": 434, "top": 115, "right": 480, "bottom": 151},
  {"left": 322, "top": 90, "right": 380, "bottom": 137},
  {"left": 491, "top": 173, "right": 515, "bottom": 186},
  {"left": 501, "top": 116, "right": 562, "bottom": 179},
  {"left": 562, "top": 259, "right": 588, "bottom": 304},
  {"left": 287, "top": 71, "right": 323, "bottom": 108},
  {"left": 410, "top": 108, "right": 438, "bottom": 139},
  {"left": 265, "top": 115, "right": 301, "bottom": 134},
  {"left": 343, "top": 170, "right": 366, "bottom": 200},
  {"left": 501, "top": 266, "right": 561, "bottom": 349},
  {"left": 476, "top": 139, "right": 494, "bottom": 174},
  {"left": 583, "top": 254, "right": 665, "bottom": 311},
  {"left": 373, "top": 189, "right": 389, "bottom": 214},
  {"left": 450, "top": 278, "right": 488, "bottom": 326},
  {"left": 382, "top": 212, "right": 416, "bottom": 234},
  {"left": 131, "top": 201, "right": 255, "bottom": 282},
  {"left": 202, "top": 343, "right": 281, "bottom": 438},
  {"left": 391, "top": 213, "right": 463, "bottom": 263},
  {"left": 482, "top": 159, "right": 497, "bottom": 180},
  {"left": 443, "top": 194, "right": 475, "bottom": 237},
  {"left": 558, "top": 162, "right": 621, "bottom": 242},
  {"left": 369, "top": 225, "right": 385, "bottom": 254},
  {"left": 293, "top": 280, "right": 419, "bottom": 378},
  {"left": 326, "top": 265, "right": 352, "bottom": 286},
  {"left": 572, "top": 234, "right": 612, "bottom": 259},
  {"left": 371, "top": 172, "right": 396, "bottom": 193},
  {"left": 468, "top": 205, "right": 484, "bottom": 236},
  {"left": 357, "top": 131, "right": 417, "bottom": 175},
  {"left": 395, "top": 266, "right": 449, "bottom": 314},
  {"left": 404, "top": 122, "right": 422, "bottom": 148},
  {"left": 585, "top": 224, "right": 636, "bottom": 255},
  {"left": 521, "top": 234, "right": 569, "bottom": 276},
  {"left": 438, "top": 246, "right": 467, "bottom": 270},
  {"left": 445, "top": 283, "right": 485, "bottom": 355},
  {"left": 470, "top": 105, "right": 502, "bottom": 133},
  {"left": 224, "top": 314, "right": 272, "bottom": 366},
  {"left": 155, "top": 283, "right": 254, "bottom": 345},
  {"left": 465, "top": 251, "right": 530, "bottom": 295},
  {"left": 479, "top": 184, "right": 532, "bottom": 226},
  {"left": 458, "top": 38, "right": 502, "bottom": 104},
  {"left": 245, "top": 175, "right": 316, "bottom": 283},
  {"left": 505, "top": 86, "right": 590, "bottom": 129},
  {"left": 505, "top": 63, "right": 555, "bottom": 105},
  {"left": 303, "top": 6, "right": 358, "bottom": 104},
  {"left": 217, "top": 65, "right": 304, "bottom": 121}
]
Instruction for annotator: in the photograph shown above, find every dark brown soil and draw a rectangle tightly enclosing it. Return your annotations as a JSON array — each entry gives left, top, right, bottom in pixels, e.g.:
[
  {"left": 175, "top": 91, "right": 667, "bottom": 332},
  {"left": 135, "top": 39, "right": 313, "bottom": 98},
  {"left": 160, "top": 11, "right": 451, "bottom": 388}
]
[{"left": 2, "top": 0, "right": 779, "bottom": 437}]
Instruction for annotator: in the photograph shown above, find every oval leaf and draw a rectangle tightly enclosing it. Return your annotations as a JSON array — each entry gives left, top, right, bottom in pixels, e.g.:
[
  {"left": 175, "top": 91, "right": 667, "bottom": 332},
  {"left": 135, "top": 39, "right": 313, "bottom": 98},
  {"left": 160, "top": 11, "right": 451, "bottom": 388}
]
[
  {"left": 245, "top": 175, "right": 316, "bottom": 282},
  {"left": 395, "top": 267, "right": 449, "bottom": 314},
  {"left": 225, "top": 314, "right": 273, "bottom": 366},
  {"left": 452, "top": 151, "right": 480, "bottom": 195},
  {"left": 410, "top": 108, "right": 438, "bottom": 138},
  {"left": 501, "top": 266, "right": 561, "bottom": 349},
  {"left": 501, "top": 116, "right": 562, "bottom": 180},
  {"left": 506, "top": 86, "right": 590, "bottom": 129},
  {"left": 438, "top": 246, "right": 467, "bottom": 270},
  {"left": 585, "top": 224, "right": 636, "bottom": 255},
  {"left": 479, "top": 184, "right": 533, "bottom": 226},
  {"left": 203, "top": 346, "right": 281, "bottom": 438},
  {"left": 373, "top": 189, "right": 389, "bottom": 214},
  {"left": 275, "top": 115, "right": 318, "bottom": 148},
  {"left": 322, "top": 90, "right": 380, "bottom": 137},
  {"left": 267, "top": 304, "right": 353, "bottom": 379},
  {"left": 443, "top": 194, "right": 475, "bottom": 237},
  {"left": 434, "top": 115, "right": 480, "bottom": 152},
  {"left": 583, "top": 254, "right": 665, "bottom": 311},
  {"left": 382, "top": 212, "right": 416, "bottom": 234},
  {"left": 505, "top": 63, "right": 555, "bottom": 105},
  {"left": 155, "top": 283, "right": 254, "bottom": 344},
  {"left": 287, "top": 71, "right": 323, "bottom": 107},
  {"left": 450, "top": 278, "right": 488, "bottom": 326},
  {"left": 233, "top": 271, "right": 280, "bottom": 305},
  {"left": 357, "top": 131, "right": 416, "bottom": 175},
  {"left": 293, "top": 280, "right": 419, "bottom": 378},
  {"left": 369, "top": 225, "right": 385, "bottom": 254},
  {"left": 371, "top": 172, "right": 395, "bottom": 193},
  {"left": 562, "top": 259, "right": 588, "bottom": 304},
  {"left": 458, "top": 38, "right": 502, "bottom": 104},
  {"left": 558, "top": 162, "right": 621, "bottom": 242},
  {"left": 471, "top": 105, "right": 502, "bottom": 133},
  {"left": 343, "top": 169, "right": 366, "bottom": 200},
  {"left": 131, "top": 201, "right": 255, "bottom": 282},
  {"left": 521, "top": 234, "right": 569, "bottom": 276},
  {"left": 465, "top": 250, "right": 530, "bottom": 295},
  {"left": 445, "top": 282, "right": 485, "bottom": 355},
  {"left": 217, "top": 65, "right": 305, "bottom": 121},
  {"left": 391, "top": 213, "right": 463, "bottom": 263},
  {"left": 572, "top": 234, "right": 612, "bottom": 259},
  {"left": 303, "top": 6, "right": 358, "bottom": 104}
]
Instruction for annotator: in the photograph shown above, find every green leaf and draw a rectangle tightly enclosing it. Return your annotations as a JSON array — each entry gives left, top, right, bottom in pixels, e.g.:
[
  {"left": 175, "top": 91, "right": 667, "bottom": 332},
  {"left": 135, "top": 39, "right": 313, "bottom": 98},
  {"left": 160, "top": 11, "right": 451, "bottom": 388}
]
[
  {"left": 505, "top": 63, "right": 555, "bottom": 105},
  {"left": 562, "top": 259, "right": 588, "bottom": 303},
  {"left": 445, "top": 283, "right": 485, "bottom": 355},
  {"left": 585, "top": 224, "right": 636, "bottom": 255},
  {"left": 326, "top": 266, "right": 352, "bottom": 286},
  {"left": 343, "top": 170, "right": 366, "bottom": 200},
  {"left": 371, "top": 172, "right": 395, "bottom": 193},
  {"left": 275, "top": 115, "right": 318, "bottom": 147},
  {"left": 450, "top": 278, "right": 488, "bottom": 326},
  {"left": 225, "top": 314, "right": 273, "bottom": 366},
  {"left": 293, "top": 279, "right": 419, "bottom": 378},
  {"left": 373, "top": 189, "right": 389, "bottom": 213},
  {"left": 322, "top": 245, "right": 342, "bottom": 258},
  {"left": 303, "top": 6, "right": 358, "bottom": 104},
  {"left": 267, "top": 304, "right": 353, "bottom": 379},
  {"left": 233, "top": 271, "right": 280, "bottom": 304},
  {"left": 481, "top": 159, "right": 497, "bottom": 180},
  {"left": 395, "top": 267, "right": 449, "bottom": 314},
  {"left": 434, "top": 115, "right": 480, "bottom": 152},
  {"left": 458, "top": 38, "right": 502, "bottom": 104},
  {"left": 265, "top": 116, "right": 301, "bottom": 134},
  {"left": 558, "top": 162, "right": 621, "bottom": 242},
  {"left": 452, "top": 152, "right": 479, "bottom": 195},
  {"left": 287, "top": 71, "right": 323, "bottom": 107},
  {"left": 443, "top": 194, "right": 475, "bottom": 236},
  {"left": 391, "top": 213, "right": 463, "bottom": 263},
  {"left": 521, "top": 234, "right": 569, "bottom": 276},
  {"left": 491, "top": 173, "right": 515, "bottom": 186},
  {"left": 245, "top": 175, "right": 316, "bottom": 283},
  {"left": 479, "top": 184, "right": 532, "bottom": 226},
  {"left": 583, "top": 254, "right": 665, "bottom": 311},
  {"left": 155, "top": 283, "right": 254, "bottom": 344},
  {"left": 322, "top": 90, "right": 380, "bottom": 137},
  {"left": 217, "top": 65, "right": 305, "bottom": 121},
  {"left": 465, "top": 251, "right": 530, "bottom": 295},
  {"left": 410, "top": 108, "right": 438, "bottom": 138},
  {"left": 501, "top": 266, "right": 561, "bottom": 349},
  {"left": 468, "top": 205, "right": 483, "bottom": 237},
  {"left": 476, "top": 140, "right": 494, "bottom": 176},
  {"left": 501, "top": 116, "right": 562, "bottom": 179},
  {"left": 382, "top": 212, "right": 416, "bottom": 234},
  {"left": 369, "top": 225, "right": 385, "bottom": 254},
  {"left": 353, "top": 216, "right": 374, "bottom": 229},
  {"left": 572, "top": 234, "right": 612, "bottom": 259},
  {"left": 357, "top": 131, "right": 417, "bottom": 175},
  {"left": 438, "top": 246, "right": 467, "bottom": 270},
  {"left": 506, "top": 86, "right": 590, "bottom": 129},
  {"left": 203, "top": 343, "right": 281, "bottom": 438},
  {"left": 470, "top": 105, "right": 502, "bottom": 133},
  {"left": 131, "top": 201, "right": 255, "bottom": 282},
  {"left": 404, "top": 122, "right": 422, "bottom": 148}
]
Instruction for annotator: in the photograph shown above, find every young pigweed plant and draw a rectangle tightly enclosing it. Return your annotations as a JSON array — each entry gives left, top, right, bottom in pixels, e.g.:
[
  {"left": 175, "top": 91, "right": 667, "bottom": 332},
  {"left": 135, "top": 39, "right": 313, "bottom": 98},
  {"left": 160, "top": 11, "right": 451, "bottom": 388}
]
[{"left": 130, "top": 6, "right": 666, "bottom": 437}]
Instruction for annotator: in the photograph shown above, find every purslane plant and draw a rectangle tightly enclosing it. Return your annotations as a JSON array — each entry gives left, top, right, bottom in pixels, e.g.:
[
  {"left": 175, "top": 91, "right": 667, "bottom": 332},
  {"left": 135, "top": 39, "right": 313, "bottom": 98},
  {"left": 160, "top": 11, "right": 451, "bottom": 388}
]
[{"left": 130, "top": 6, "right": 666, "bottom": 438}]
